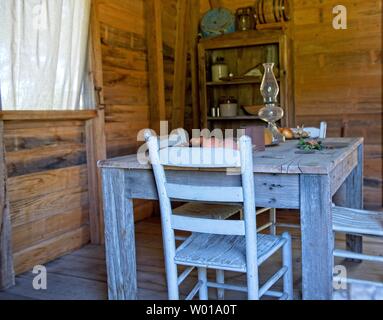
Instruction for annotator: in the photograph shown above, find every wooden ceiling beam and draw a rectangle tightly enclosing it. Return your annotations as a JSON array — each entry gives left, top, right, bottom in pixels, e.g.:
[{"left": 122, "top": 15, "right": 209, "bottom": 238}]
[{"left": 86, "top": 0, "right": 107, "bottom": 245}]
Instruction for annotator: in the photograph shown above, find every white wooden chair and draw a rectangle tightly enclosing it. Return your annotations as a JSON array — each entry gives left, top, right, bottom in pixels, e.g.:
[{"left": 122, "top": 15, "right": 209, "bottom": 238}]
[
  {"left": 270, "top": 121, "right": 328, "bottom": 234},
  {"left": 146, "top": 133, "right": 294, "bottom": 300},
  {"left": 333, "top": 206, "right": 383, "bottom": 288},
  {"left": 157, "top": 129, "right": 243, "bottom": 299},
  {"left": 302, "top": 121, "right": 327, "bottom": 139}
]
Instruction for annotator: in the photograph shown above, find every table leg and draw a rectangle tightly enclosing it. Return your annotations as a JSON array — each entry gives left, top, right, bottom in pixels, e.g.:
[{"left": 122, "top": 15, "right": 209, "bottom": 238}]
[
  {"left": 334, "top": 144, "right": 364, "bottom": 257},
  {"left": 300, "top": 174, "right": 334, "bottom": 300},
  {"left": 102, "top": 168, "right": 137, "bottom": 300}
]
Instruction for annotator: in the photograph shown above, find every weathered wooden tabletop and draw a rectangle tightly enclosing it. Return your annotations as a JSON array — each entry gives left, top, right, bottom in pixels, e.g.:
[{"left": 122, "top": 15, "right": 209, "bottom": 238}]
[
  {"left": 99, "top": 137, "right": 363, "bottom": 175},
  {"left": 98, "top": 137, "right": 364, "bottom": 301}
]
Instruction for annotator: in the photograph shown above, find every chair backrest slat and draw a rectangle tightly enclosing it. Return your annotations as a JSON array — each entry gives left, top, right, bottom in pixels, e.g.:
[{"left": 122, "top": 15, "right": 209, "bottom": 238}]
[
  {"left": 319, "top": 121, "right": 327, "bottom": 139},
  {"left": 159, "top": 147, "right": 241, "bottom": 168},
  {"left": 165, "top": 183, "right": 244, "bottom": 203},
  {"left": 172, "top": 216, "right": 245, "bottom": 236}
]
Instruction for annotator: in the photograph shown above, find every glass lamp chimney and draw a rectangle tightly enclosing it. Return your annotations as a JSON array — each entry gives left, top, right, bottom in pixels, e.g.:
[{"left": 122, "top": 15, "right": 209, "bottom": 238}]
[{"left": 260, "top": 63, "right": 279, "bottom": 105}]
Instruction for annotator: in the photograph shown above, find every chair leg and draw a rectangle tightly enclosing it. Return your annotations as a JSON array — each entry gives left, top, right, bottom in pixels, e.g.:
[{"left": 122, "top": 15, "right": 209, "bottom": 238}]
[
  {"left": 198, "top": 267, "right": 208, "bottom": 300},
  {"left": 246, "top": 257, "right": 259, "bottom": 300},
  {"left": 282, "top": 232, "right": 294, "bottom": 300},
  {"left": 270, "top": 208, "right": 277, "bottom": 235},
  {"left": 216, "top": 269, "right": 225, "bottom": 300},
  {"left": 166, "top": 263, "right": 180, "bottom": 300}
]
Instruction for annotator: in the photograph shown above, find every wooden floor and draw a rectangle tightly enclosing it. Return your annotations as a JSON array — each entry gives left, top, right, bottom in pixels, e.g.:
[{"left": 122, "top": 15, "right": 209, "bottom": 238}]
[{"left": 1, "top": 213, "right": 383, "bottom": 300}]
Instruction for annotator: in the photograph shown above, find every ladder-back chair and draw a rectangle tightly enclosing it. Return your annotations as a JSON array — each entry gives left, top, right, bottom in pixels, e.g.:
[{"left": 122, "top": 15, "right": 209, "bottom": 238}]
[
  {"left": 333, "top": 206, "right": 383, "bottom": 290},
  {"left": 146, "top": 133, "right": 294, "bottom": 300}
]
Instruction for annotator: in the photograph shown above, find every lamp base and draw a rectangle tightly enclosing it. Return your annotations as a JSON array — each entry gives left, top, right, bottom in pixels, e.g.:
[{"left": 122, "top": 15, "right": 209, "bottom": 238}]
[{"left": 268, "top": 122, "right": 285, "bottom": 143}]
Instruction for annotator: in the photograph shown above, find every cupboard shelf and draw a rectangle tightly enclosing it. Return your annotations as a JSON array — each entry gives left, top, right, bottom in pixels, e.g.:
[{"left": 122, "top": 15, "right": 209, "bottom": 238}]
[
  {"left": 207, "top": 78, "right": 280, "bottom": 87},
  {"left": 198, "top": 30, "right": 294, "bottom": 130},
  {"left": 207, "top": 116, "right": 260, "bottom": 121}
]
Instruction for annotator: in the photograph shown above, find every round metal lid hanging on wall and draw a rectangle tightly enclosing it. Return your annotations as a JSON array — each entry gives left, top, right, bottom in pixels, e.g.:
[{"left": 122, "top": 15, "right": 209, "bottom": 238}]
[{"left": 200, "top": 8, "right": 236, "bottom": 38}]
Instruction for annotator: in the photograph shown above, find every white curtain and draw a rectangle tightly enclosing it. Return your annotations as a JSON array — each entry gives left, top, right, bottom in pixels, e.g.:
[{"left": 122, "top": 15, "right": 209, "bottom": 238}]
[{"left": 0, "top": 0, "right": 94, "bottom": 110}]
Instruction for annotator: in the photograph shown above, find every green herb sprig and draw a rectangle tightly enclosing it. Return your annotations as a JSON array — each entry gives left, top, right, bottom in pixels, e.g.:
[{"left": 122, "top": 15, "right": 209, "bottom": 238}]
[{"left": 297, "top": 138, "right": 323, "bottom": 151}]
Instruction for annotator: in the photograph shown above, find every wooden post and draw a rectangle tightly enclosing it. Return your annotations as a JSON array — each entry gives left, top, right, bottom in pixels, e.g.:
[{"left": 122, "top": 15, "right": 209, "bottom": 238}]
[
  {"left": 334, "top": 143, "right": 364, "bottom": 259},
  {"left": 86, "top": 0, "right": 107, "bottom": 244},
  {"left": 171, "top": 0, "right": 190, "bottom": 129},
  {"left": 146, "top": 0, "right": 167, "bottom": 133},
  {"left": 0, "top": 118, "right": 15, "bottom": 289},
  {"left": 190, "top": 0, "right": 201, "bottom": 129},
  {"left": 300, "top": 174, "right": 334, "bottom": 300},
  {"left": 86, "top": 114, "right": 106, "bottom": 244}
]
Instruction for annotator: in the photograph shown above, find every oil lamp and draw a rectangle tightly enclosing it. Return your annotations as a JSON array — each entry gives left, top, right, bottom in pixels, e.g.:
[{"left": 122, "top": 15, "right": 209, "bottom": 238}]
[{"left": 258, "top": 63, "right": 284, "bottom": 143}]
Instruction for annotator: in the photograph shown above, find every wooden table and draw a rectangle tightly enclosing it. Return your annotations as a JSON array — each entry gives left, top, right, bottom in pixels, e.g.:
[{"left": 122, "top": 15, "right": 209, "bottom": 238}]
[{"left": 98, "top": 137, "right": 364, "bottom": 300}]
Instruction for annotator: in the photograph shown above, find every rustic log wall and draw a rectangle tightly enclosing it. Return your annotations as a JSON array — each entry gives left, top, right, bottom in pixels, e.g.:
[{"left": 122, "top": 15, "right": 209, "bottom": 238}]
[
  {"left": 199, "top": 0, "right": 382, "bottom": 210},
  {"left": 293, "top": 0, "right": 382, "bottom": 210},
  {"left": 4, "top": 119, "right": 90, "bottom": 274},
  {"left": 95, "top": 0, "right": 154, "bottom": 222},
  {"left": 96, "top": 0, "right": 192, "bottom": 142}
]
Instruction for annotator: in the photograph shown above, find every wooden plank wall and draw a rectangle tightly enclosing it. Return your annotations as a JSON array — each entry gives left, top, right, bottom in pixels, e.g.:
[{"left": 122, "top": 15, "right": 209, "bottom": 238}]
[
  {"left": 95, "top": 0, "right": 154, "bottom": 221},
  {"left": 293, "top": 0, "right": 382, "bottom": 210},
  {"left": 95, "top": 0, "right": 192, "bottom": 136},
  {"left": 199, "top": 0, "right": 382, "bottom": 210},
  {"left": 4, "top": 120, "right": 90, "bottom": 274}
]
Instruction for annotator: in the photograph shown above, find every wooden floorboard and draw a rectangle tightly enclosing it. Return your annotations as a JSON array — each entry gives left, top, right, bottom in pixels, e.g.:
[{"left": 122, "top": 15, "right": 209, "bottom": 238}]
[
  {"left": 0, "top": 291, "right": 34, "bottom": 300},
  {"left": 0, "top": 213, "right": 382, "bottom": 300}
]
